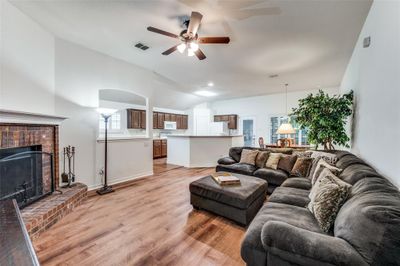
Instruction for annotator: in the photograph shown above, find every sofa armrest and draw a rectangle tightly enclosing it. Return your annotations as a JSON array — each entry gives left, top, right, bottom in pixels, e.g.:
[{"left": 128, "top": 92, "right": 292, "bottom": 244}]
[
  {"left": 217, "top": 156, "right": 236, "bottom": 165},
  {"left": 261, "top": 221, "right": 368, "bottom": 266}
]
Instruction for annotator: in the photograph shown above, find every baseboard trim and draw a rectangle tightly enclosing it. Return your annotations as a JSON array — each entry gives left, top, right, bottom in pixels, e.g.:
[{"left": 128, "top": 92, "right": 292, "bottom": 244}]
[{"left": 87, "top": 171, "right": 153, "bottom": 197}]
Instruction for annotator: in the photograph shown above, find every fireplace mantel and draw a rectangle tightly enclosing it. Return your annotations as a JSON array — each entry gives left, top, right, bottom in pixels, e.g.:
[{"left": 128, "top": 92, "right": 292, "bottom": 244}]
[{"left": 0, "top": 109, "right": 67, "bottom": 125}]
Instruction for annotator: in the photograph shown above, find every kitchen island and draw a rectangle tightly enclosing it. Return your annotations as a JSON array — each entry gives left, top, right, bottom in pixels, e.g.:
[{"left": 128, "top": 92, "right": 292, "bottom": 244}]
[{"left": 167, "top": 135, "right": 244, "bottom": 168}]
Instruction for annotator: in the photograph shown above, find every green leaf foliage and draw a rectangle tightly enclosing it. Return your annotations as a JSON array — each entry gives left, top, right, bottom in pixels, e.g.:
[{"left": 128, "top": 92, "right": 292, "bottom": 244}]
[{"left": 290, "top": 90, "right": 353, "bottom": 150}]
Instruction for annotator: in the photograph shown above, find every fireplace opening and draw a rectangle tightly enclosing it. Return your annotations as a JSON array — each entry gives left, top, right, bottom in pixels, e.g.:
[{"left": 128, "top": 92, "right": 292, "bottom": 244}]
[{"left": 0, "top": 145, "right": 54, "bottom": 208}]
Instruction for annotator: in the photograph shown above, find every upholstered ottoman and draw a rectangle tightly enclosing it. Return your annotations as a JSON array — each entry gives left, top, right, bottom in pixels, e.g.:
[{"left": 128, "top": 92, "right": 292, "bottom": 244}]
[{"left": 189, "top": 173, "right": 268, "bottom": 226}]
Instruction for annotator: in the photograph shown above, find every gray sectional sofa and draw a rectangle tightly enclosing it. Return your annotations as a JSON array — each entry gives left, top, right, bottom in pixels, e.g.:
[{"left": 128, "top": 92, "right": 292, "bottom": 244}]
[
  {"left": 240, "top": 150, "right": 400, "bottom": 266},
  {"left": 216, "top": 147, "right": 294, "bottom": 194}
]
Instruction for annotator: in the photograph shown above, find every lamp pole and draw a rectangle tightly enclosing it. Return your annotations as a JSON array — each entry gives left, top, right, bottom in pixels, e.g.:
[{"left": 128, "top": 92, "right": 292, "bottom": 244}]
[{"left": 97, "top": 111, "right": 115, "bottom": 195}]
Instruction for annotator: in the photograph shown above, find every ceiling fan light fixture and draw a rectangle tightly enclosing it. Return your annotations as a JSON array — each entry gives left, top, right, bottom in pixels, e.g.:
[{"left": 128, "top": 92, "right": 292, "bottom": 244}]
[
  {"left": 187, "top": 48, "right": 195, "bottom": 57},
  {"left": 190, "top": 42, "right": 199, "bottom": 52},
  {"left": 177, "top": 43, "right": 186, "bottom": 53}
]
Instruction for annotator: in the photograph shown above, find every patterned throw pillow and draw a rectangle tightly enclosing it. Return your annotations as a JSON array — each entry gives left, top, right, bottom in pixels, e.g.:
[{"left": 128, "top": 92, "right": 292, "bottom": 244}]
[
  {"left": 311, "top": 159, "right": 342, "bottom": 185},
  {"left": 290, "top": 157, "right": 314, "bottom": 177},
  {"left": 265, "top": 153, "right": 282, "bottom": 169},
  {"left": 239, "top": 149, "right": 259, "bottom": 165},
  {"left": 278, "top": 155, "right": 298, "bottom": 174},
  {"left": 308, "top": 168, "right": 352, "bottom": 232},
  {"left": 255, "top": 151, "right": 270, "bottom": 168},
  {"left": 311, "top": 151, "right": 338, "bottom": 165}
]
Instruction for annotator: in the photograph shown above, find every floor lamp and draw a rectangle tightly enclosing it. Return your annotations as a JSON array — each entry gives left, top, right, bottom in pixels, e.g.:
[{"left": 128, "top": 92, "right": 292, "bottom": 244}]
[{"left": 96, "top": 108, "right": 118, "bottom": 195}]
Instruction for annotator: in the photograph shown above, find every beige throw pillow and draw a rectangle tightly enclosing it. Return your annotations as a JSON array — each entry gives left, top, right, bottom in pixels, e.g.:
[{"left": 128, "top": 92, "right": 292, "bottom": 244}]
[
  {"left": 239, "top": 149, "right": 259, "bottom": 165},
  {"left": 265, "top": 153, "right": 282, "bottom": 169},
  {"left": 308, "top": 168, "right": 352, "bottom": 232},
  {"left": 311, "top": 159, "right": 342, "bottom": 185}
]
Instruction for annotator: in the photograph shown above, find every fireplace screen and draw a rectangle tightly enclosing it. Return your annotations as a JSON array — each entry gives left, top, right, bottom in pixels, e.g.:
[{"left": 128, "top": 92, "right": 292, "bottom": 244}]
[{"left": 0, "top": 145, "right": 54, "bottom": 208}]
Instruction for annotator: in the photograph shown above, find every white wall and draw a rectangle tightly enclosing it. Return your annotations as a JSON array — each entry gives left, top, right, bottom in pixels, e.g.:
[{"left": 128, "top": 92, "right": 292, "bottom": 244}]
[
  {"left": 0, "top": 0, "right": 55, "bottom": 114},
  {"left": 340, "top": 0, "right": 400, "bottom": 185},
  {"left": 209, "top": 88, "right": 338, "bottom": 144}
]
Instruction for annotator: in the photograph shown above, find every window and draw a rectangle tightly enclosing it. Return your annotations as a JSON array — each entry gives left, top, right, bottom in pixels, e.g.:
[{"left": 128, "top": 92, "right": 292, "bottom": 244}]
[
  {"left": 270, "top": 116, "right": 309, "bottom": 145},
  {"left": 99, "top": 112, "right": 121, "bottom": 131}
]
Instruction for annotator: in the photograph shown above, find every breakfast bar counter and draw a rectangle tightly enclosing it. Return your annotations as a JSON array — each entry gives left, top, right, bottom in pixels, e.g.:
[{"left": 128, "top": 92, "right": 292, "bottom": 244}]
[{"left": 167, "top": 135, "right": 244, "bottom": 168}]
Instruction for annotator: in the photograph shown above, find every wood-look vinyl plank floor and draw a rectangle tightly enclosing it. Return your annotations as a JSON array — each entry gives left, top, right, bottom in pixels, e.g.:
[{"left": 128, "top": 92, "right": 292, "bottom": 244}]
[{"left": 33, "top": 160, "right": 246, "bottom": 266}]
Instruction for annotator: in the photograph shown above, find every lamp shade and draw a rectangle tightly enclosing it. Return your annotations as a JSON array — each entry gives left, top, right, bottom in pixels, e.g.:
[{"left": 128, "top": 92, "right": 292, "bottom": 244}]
[
  {"left": 276, "top": 123, "right": 296, "bottom": 134},
  {"left": 96, "top": 108, "right": 117, "bottom": 118}
]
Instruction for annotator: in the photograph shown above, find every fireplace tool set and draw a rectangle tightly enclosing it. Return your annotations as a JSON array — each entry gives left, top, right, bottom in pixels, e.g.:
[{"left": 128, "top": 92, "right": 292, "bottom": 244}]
[{"left": 61, "top": 146, "right": 76, "bottom": 188}]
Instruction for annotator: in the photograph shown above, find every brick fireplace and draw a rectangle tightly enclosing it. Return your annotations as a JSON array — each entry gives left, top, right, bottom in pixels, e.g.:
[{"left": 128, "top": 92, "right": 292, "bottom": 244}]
[
  {"left": 0, "top": 123, "right": 60, "bottom": 191},
  {"left": 0, "top": 110, "right": 88, "bottom": 239}
]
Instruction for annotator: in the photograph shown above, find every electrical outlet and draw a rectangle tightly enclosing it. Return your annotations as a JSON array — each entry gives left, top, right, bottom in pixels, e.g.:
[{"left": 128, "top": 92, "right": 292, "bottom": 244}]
[{"left": 363, "top": 36, "right": 371, "bottom": 48}]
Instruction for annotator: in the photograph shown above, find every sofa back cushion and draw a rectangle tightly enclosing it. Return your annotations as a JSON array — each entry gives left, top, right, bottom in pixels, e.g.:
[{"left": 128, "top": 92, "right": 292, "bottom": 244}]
[
  {"left": 333, "top": 151, "right": 400, "bottom": 265},
  {"left": 255, "top": 151, "right": 270, "bottom": 168},
  {"left": 334, "top": 175, "right": 400, "bottom": 265},
  {"left": 239, "top": 149, "right": 259, "bottom": 165},
  {"left": 277, "top": 155, "right": 298, "bottom": 174}
]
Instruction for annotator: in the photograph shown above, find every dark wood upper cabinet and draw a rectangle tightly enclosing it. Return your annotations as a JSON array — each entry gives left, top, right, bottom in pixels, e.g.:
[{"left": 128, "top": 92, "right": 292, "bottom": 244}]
[
  {"left": 170, "top": 114, "right": 176, "bottom": 122},
  {"left": 176, "top": 115, "right": 182, "bottom": 129},
  {"left": 228, "top": 115, "right": 238, "bottom": 129},
  {"left": 213, "top": 114, "right": 238, "bottom": 129},
  {"left": 140, "top": 111, "right": 146, "bottom": 129},
  {"left": 127, "top": 109, "right": 146, "bottom": 129},
  {"left": 157, "top": 113, "right": 165, "bottom": 129},
  {"left": 153, "top": 112, "right": 158, "bottom": 129},
  {"left": 182, "top": 115, "right": 188, "bottom": 130},
  {"left": 164, "top": 113, "right": 171, "bottom": 122}
]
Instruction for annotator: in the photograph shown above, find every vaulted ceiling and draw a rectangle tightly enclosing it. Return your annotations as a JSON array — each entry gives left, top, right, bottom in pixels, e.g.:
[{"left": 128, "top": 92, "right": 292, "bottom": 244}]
[{"left": 11, "top": 0, "right": 372, "bottom": 101}]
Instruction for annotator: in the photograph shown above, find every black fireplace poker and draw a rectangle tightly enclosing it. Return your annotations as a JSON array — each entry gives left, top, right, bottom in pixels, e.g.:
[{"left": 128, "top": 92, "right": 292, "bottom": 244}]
[{"left": 96, "top": 111, "right": 116, "bottom": 195}]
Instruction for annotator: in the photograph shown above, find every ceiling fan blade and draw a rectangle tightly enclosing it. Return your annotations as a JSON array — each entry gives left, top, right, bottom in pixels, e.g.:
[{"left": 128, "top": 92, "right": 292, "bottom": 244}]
[
  {"left": 198, "top": 37, "right": 230, "bottom": 44},
  {"left": 194, "top": 49, "right": 206, "bottom": 60},
  {"left": 187, "top": 11, "right": 203, "bottom": 37},
  {"left": 162, "top": 45, "right": 179, "bottom": 55},
  {"left": 147, "top": 26, "right": 178, "bottom": 39}
]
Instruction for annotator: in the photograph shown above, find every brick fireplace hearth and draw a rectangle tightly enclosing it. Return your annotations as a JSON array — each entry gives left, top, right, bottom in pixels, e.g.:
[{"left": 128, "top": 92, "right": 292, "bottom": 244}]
[{"left": 0, "top": 110, "right": 88, "bottom": 239}]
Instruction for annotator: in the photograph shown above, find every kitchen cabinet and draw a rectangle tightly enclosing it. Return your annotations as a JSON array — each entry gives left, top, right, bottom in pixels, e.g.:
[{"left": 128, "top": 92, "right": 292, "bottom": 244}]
[
  {"left": 153, "top": 139, "right": 162, "bottom": 158},
  {"left": 153, "top": 139, "right": 167, "bottom": 159},
  {"left": 157, "top": 113, "right": 165, "bottom": 129},
  {"left": 153, "top": 112, "right": 188, "bottom": 130},
  {"left": 153, "top": 112, "right": 158, "bottom": 129},
  {"left": 127, "top": 109, "right": 146, "bottom": 129},
  {"left": 182, "top": 115, "right": 188, "bottom": 129},
  {"left": 213, "top": 114, "right": 238, "bottom": 130},
  {"left": 161, "top": 139, "right": 167, "bottom": 157}
]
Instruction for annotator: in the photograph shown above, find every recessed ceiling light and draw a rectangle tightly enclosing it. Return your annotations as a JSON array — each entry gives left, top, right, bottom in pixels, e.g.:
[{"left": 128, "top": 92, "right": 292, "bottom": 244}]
[
  {"left": 195, "top": 90, "right": 217, "bottom": 97},
  {"left": 207, "top": 82, "right": 214, "bottom": 87}
]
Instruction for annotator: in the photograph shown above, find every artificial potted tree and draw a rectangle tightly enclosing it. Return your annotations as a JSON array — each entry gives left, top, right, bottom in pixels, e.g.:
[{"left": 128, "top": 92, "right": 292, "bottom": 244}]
[{"left": 291, "top": 90, "right": 353, "bottom": 150}]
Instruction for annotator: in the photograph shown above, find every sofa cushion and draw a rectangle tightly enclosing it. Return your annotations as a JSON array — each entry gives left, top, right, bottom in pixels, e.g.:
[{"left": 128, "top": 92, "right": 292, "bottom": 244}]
[
  {"left": 253, "top": 168, "right": 288, "bottom": 186},
  {"left": 334, "top": 176, "right": 400, "bottom": 265},
  {"left": 189, "top": 174, "right": 267, "bottom": 209},
  {"left": 290, "top": 157, "right": 314, "bottom": 177},
  {"left": 239, "top": 149, "right": 259, "bottom": 165},
  {"left": 269, "top": 187, "right": 310, "bottom": 207},
  {"left": 265, "top": 153, "right": 282, "bottom": 169},
  {"left": 311, "top": 159, "right": 342, "bottom": 185},
  {"left": 241, "top": 202, "right": 325, "bottom": 266},
  {"left": 229, "top": 147, "right": 244, "bottom": 162},
  {"left": 277, "top": 154, "right": 298, "bottom": 174},
  {"left": 216, "top": 163, "right": 257, "bottom": 176},
  {"left": 281, "top": 177, "right": 312, "bottom": 190},
  {"left": 308, "top": 168, "right": 352, "bottom": 232},
  {"left": 217, "top": 157, "right": 236, "bottom": 165},
  {"left": 255, "top": 151, "right": 270, "bottom": 168}
]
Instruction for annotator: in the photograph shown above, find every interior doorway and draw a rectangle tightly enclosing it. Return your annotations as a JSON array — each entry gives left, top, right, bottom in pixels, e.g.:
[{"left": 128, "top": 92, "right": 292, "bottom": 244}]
[{"left": 242, "top": 118, "right": 256, "bottom": 147}]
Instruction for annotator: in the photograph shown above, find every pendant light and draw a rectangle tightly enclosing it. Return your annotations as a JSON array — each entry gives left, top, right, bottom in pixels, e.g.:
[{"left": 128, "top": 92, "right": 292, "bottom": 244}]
[{"left": 276, "top": 83, "right": 295, "bottom": 135}]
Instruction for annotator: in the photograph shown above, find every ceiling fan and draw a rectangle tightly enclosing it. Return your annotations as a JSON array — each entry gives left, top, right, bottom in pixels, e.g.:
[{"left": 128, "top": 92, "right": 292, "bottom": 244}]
[{"left": 147, "top": 11, "right": 230, "bottom": 60}]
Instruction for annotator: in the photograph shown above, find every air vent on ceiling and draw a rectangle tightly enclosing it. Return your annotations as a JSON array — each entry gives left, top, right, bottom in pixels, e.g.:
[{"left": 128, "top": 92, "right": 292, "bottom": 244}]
[
  {"left": 134, "top": 42, "right": 150, "bottom": 51},
  {"left": 269, "top": 74, "right": 279, "bottom": 78}
]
